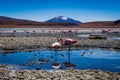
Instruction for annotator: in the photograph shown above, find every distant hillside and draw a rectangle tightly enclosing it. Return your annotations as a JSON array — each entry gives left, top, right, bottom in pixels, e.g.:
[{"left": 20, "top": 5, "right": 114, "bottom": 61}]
[
  {"left": 0, "top": 16, "right": 119, "bottom": 28},
  {"left": 0, "top": 16, "right": 78, "bottom": 27},
  {"left": 113, "top": 20, "right": 120, "bottom": 25},
  {"left": 79, "top": 20, "right": 120, "bottom": 28},
  {"left": 0, "top": 16, "right": 40, "bottom": 24}
]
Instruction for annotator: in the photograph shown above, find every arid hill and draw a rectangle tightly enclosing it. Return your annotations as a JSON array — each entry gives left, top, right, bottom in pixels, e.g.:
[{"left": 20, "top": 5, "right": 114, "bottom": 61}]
[
  {"left": 0, "top": 16, "right": 120, "bottom": 28},
  {"left": 79, "top": 20, "right": 120, "bottom": 28},
  {"left": 0, "top": 16, "right": 78, "bottom": 28}
]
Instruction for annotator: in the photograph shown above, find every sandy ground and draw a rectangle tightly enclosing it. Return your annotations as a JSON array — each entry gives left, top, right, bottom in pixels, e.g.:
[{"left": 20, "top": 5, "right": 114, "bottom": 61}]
[{"left": 0, "top": 65, "right": 120, "bottom": 80}]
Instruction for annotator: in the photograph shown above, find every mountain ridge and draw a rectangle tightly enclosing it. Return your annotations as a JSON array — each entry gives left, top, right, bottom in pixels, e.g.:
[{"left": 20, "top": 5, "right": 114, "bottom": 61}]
[
  {"left": 46, "top": 16, "right": 81, "bottom": 24},
  {"left": 0, "top": 16, "right": 78, "bottom": 27},
  {"left": 0, "top": 16, "right": 120, "bottom": 28}
]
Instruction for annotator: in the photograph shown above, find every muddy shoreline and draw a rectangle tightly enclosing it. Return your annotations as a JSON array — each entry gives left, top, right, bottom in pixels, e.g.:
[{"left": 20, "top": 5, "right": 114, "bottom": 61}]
[
  {"left": 0, "top": 37, "right": 120, "bottom": 79},
  {"left": 0, "top": 37, "right": 120, "bottom": 53},
  {"left": 0, "top": 66, "right": 120, "bottom": 80}
]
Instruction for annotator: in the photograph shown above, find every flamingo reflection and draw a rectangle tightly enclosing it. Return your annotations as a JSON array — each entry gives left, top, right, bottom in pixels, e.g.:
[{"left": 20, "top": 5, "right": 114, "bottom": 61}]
[
  {"left": 51, "top": 42, "right": 61, "bottom": 69},
  {"left": 62, "top": 51, "right": 76, "bottom": 70}
]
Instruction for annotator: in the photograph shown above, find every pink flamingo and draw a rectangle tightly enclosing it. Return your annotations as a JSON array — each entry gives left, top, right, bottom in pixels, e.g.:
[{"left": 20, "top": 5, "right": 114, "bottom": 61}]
[
  {"left": 58, "top": 38, "right": 77, "bottom": 69},
  {"left": 58, "top": 38, "right": 77, "bottom": 52},
  {"left": 51, "top": 42, "right": 61, "bottom": 69},
  {"left": 51, "top": 38, "right": 77, "bottom": 69}
]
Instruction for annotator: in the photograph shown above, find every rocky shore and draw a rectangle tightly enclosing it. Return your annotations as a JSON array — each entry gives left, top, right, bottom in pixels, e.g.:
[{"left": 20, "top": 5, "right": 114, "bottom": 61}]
[
  {"left": 0, "top": 37, "right": 120, "bottom": 79},
  {"left": 0, "top": 37, "right": 120, "bottom": 52},
  {"left": 0, "top": 66, "right": 120, "bottom": 80}
]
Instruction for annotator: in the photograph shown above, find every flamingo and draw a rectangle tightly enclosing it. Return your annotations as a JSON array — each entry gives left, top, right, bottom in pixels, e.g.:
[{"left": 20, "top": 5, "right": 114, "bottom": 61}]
[
  {"left": 51, "top": 42, "right": 61, "bottom": 69},
  {"left": 57, "top": 38, "right": 77, "bottom": 69},
  {"left": 58, "top": 38, "right": 77, "bottom": 50},
  {"left": 58, "top": 38, "right": 77, "bottom": 57}
]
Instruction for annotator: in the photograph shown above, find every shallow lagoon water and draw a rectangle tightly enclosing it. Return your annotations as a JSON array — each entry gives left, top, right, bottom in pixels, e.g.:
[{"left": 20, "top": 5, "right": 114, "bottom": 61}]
[{"left": 0, "top": 49, "right": 120, "bottom": 72}]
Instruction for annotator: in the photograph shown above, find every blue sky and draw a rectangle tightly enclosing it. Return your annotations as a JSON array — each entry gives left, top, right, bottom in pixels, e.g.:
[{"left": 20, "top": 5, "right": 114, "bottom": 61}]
[{"left": 0, "top": 0, "right": 120, "bottom": 22}]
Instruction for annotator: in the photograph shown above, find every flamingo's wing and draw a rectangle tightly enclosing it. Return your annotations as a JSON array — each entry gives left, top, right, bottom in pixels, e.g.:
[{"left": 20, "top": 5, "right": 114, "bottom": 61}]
[{"left": 52, "top": 42, "right": 61, "bottom": 48}]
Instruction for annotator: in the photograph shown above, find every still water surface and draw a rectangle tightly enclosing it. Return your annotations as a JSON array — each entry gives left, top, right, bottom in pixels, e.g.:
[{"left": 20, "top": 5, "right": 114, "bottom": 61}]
[{"left": 0, "top": 49, "right": 120, "bottom": 72}]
